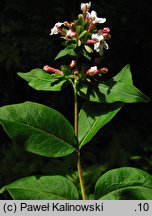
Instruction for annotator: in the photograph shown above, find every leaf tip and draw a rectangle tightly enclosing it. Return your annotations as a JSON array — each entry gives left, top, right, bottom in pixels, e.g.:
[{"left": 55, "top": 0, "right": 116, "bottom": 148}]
[
  {"left": 141, "top": 94, "right": 151, "bottom": 103},
  {"left": 0, "top": 186, "right": 6, "bottom": 194},
  {"left": 17, "top": 72, "right": 22, "bottom": 77}
]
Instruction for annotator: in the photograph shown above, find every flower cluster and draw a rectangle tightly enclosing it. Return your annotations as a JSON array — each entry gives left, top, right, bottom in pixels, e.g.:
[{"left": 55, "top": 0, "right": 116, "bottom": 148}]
[{"left": 43, "top": 2, "right": 110, "bottom": 79}]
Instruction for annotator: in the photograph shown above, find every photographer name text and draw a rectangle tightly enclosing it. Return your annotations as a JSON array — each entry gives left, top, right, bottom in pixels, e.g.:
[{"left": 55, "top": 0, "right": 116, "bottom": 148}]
[{"left": 19, "top": 202, "right": 103, "bottom": 212}]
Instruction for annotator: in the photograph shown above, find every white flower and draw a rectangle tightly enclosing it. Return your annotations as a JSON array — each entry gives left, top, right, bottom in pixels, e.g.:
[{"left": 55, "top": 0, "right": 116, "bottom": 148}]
[
  {"left": 88, "top": 10, "right": 106, "bottom": 24},
  {"left": 92, "top": 32, "right": 104, "bottom": 42},
  {"left": 92, "top": 33, "right": 109, "bottom": 56},
  {"left": 50, "top": 22, "right": 63, "bottom": 35},
  {"left": 66, "top": 30, "right": 78, "bottom": 38},
  {"left": 81, "top": 2, "right": 91, "bottom": 12}
]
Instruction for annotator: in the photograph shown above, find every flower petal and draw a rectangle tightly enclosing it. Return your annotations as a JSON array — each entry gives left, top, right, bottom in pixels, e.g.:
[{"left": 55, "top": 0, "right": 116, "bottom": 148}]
[
  {"left": 81, "top": 2, "right": 91, "bottom": 12},
  {"left": 103, "top": 41, "right": 109, "bottom": 49},
  {"left": 50, "top": 22, "right": 63, "bottom": 35},
  {"left": 95, "top": 17, "right": 106, "bottom": 24},
  {"left": 92, "top": 33, "right": 104, "bottom": 42}
]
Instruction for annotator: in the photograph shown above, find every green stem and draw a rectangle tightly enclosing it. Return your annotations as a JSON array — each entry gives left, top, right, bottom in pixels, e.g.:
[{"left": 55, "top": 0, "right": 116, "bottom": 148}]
[
  {"left": 74, "top": 83, "right": 78, "bottom": 138},
  {"left": 77, "top": 149, "right": 87, "bottom": 200},
  {"left": 73, "top": 81, "right": 86, "bottom": 200}
]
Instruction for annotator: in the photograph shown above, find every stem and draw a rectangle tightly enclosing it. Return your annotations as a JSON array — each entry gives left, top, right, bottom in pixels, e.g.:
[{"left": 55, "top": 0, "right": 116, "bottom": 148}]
[
  {"left": 73, "top": 81, "right": 87, "bottom": 200},
  {"left": 74, "top": 83, "right": 78, "bottom": 138},
  {"left": 77, "top": 149, "right": 87, "bottom": 200}
]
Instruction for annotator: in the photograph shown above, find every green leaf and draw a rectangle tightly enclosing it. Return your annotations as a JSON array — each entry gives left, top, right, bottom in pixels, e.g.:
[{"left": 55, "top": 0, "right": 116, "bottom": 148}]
[
  {"left": 0, "top": 102, "right": 76, "bottom": 157},
  {"left": 18, "top": 68, "right": 68, "bottom": 91},
  {"left": 78, "top": 39, "right": 81, "bottom": 46},
  {"left": 78, "top": 30, "right": 87, "bottom": 38},
  {"left": 99, "top": 81, "right": 150, "bottom": 103},
  {"left": 78, "top": 64, "right": 150, "bottom": 103},
  {"left": 75, "top": 16, "right": 85, "bottom": 29},
  {"left": 84, "top": 45, "right": 93, "bottom": 53},
  {"left": 60, "top": 65, "right": 71, "bottom": 76},
  {"left": 78, "top": 80, "right": 150, "bottom": 103},
  {"left": 113, "top": 64, "right": 133, "bottom": 85},
  {"left": 55, "top": 45, "right": 77, "bottom": 60},
  {"left": 76, "top": 25, "right": 84, "bottom": 35},
  {"left": 78, "top": 102, "right": 123, "bottom": 147},
  {"left": 0, "top": 175, "right": 79, "bottom": 200},
  {"left": 94, "top": 167, "right": 152, "bottom": 200},
  {"left": 82, "top": 49, "right": 91, "bottom": 60}
]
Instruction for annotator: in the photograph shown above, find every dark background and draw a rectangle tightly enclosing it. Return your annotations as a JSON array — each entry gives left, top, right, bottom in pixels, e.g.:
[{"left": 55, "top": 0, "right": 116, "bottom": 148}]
[{"left": 0, "top": 0, "right": 152, "bottom": 198}]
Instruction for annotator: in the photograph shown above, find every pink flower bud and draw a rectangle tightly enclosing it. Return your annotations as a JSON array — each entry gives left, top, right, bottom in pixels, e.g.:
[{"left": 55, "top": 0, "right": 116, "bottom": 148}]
[
  {"left": 88, "top": 23, "right": 94, "bottom": 32},
  {"left": 74, "top": 70, "right": 79, "bottom": 76},
  {"left": 97, "top": 67, "right": 109, "bottom": 74},
  {"left": 63, "top": 21, "right": 71, "bottom": 27},
  {"left": 43, "top": 65, "right": 63, "bottom": 75},
  {"left": 70, "top": 60, "right": 76, "bottom": 68},
  {"left": 98, "top": 28, "right": 111, "bottom": 40},
  {"left": 101, "top": 27, "right": 110, "bottom": 33},
  {"left": 86, "top": 39, "right": 96, "bottom": 45},
  {"left": 85, "top": 66, "right": 98, "bottom": 76}
]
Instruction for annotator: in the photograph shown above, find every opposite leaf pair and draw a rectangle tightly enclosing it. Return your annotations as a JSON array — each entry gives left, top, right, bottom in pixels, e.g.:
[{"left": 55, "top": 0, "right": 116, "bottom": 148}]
[{"left": 1, "top": 168, "right": 152, "bottom": 200}]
